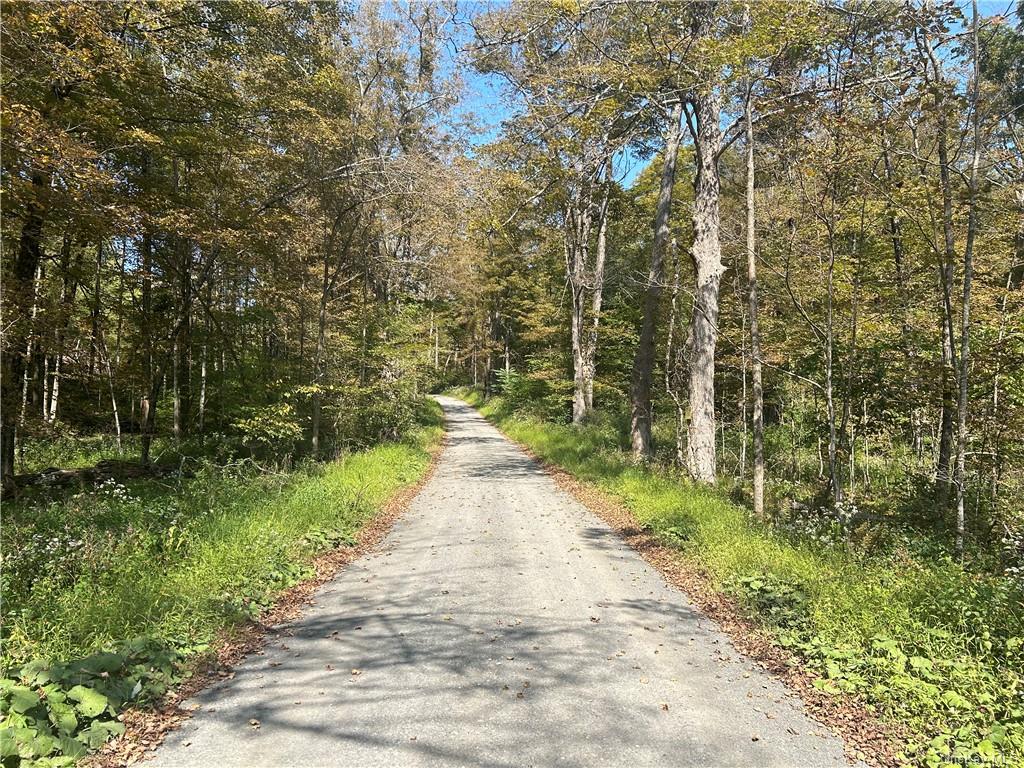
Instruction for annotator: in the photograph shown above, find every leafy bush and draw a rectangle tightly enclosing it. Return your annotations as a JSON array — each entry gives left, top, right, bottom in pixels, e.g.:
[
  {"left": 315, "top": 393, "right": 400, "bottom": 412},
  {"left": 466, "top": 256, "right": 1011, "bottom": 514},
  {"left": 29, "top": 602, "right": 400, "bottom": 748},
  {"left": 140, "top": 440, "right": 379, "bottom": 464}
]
[
  {"left": 233, "top": 402, "right": 303, "bottom": 460},
  {"left": 0, "top": 640, "right": 191, "bottom": 767},
  {"left": 327, "top": 383, "right": 420, "bottom": 451},
  {"left": 729, "top": 574, "right": 809, "bottom": 629}
]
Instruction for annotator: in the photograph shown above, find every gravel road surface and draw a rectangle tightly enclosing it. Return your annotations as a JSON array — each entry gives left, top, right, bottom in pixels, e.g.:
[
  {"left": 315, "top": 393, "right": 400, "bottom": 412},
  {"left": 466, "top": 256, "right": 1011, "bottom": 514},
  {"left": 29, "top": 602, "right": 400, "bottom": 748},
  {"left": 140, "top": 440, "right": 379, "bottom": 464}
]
[{"left": 149, "top": 396, "right": 854, "bottom": 767}]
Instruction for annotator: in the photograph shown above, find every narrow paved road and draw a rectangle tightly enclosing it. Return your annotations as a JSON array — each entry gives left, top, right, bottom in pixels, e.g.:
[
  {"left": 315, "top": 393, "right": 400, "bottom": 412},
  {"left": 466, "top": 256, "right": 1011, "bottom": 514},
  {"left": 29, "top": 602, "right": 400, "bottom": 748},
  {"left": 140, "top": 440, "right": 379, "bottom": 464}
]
[{"left": 151, "top": 397, "right": 853, "bottom": 767}]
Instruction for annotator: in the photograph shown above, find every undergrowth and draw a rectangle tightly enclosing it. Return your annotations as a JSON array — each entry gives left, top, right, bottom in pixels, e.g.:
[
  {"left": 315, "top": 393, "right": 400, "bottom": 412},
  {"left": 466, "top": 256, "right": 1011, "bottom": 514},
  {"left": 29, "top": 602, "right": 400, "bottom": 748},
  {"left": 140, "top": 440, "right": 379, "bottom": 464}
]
[
  {"left": 449, "top": 387, "right": 1024, "bottom": 768},
  {"left": 0, "top": 399, "right": 443, "bottom": 766}
]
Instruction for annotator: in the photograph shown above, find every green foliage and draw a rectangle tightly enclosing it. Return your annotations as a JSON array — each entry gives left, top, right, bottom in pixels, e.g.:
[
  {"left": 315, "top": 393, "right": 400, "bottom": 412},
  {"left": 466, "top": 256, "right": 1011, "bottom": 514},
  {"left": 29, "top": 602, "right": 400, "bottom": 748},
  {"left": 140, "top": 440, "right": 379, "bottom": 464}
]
[
  {"left": 465, "top": 395, "right": 1024, "bottom": 767},
  {"left": 1, "top": 400, "right": 443, "bottom": 764},
  {"left": 0, "top": 639, "right": 187, "bottom": 766},
  {"left": 329, "top": 384, "right": 420, "bottom": 449},
  {"left": 233, "top": 403, "right": 303, "bottom": 458},
  {"left": 729, "top": 575, "right": 809, "bottom": 630}
]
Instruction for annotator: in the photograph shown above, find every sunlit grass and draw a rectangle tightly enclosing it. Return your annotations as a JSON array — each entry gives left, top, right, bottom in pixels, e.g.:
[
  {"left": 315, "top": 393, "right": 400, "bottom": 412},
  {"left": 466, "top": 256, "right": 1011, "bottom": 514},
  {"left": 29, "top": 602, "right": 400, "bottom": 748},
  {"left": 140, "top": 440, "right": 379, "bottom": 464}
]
[
  {"left": 448, "top": 387, "right": 1024, "bottom": 765},
  {"left": 1, "top": 400, "right": 444, "bottom": 670}
]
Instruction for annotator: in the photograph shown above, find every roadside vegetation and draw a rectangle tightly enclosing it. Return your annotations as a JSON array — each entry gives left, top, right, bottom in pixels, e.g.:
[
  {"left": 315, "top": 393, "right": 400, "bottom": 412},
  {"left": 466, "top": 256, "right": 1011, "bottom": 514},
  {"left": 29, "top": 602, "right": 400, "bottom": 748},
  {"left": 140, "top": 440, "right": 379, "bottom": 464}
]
[
  {"left": 5, "top": 1, "right": 1023, "bottom": 767},
  {"left": 0, "top": 399, "right": 443, "bottom": 766},
  {"left": 451, "top": 386, "right": 1023, "bottom": 768}
]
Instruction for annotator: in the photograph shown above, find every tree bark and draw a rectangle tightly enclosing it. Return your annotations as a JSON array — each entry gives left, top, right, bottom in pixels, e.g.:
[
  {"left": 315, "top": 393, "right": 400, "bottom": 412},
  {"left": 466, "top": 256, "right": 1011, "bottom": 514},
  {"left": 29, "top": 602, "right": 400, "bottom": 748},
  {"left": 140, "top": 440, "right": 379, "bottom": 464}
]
[
  {"left": 926, "top": 37, "right": 958, "bottom": 507},
  {"left": 19, "top": 263, "right": 43, "bottom": 428},
  {"left": 954, "top": 0, "right": 981, "bottom": 557},
  {"left": 630, "top": 101, "right": 684, "bottom": 460},
  {"left": 745, "top": 82, "right": 765, "bottom": 517},
  {"left": 2, "top": 171, "right": 49, "bottom": 486},
  {"left": 48, "top": 235, "right": 81, "bottom": 424},
  {"left": 311, "top": 252, "right": 329, "bottom": 457},
  {"left": 140, "top": 232, "right": 161, "bottom": 465},
  {"left": 584, "top": 155, "right": 612, "bottom": 414},
  {"left": 685, "top": 90, "right": 725, "bottom": 483},
  {"left": 173, "top": 240, "right": 192, "bottom": 441},
  {"left": 664, "top": 239, "right": 686, "bottom": 468}
]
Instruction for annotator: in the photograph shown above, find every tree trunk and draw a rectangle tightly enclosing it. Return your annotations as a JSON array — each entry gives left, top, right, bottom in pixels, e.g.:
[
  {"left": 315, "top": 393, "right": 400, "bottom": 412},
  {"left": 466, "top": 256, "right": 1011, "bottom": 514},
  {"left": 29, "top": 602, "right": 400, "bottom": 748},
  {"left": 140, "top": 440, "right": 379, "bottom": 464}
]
[
  {"left": 935, "top": 89, "right": 959, "bottom": 508},
  {"left": 745, "top": 83, "right": 765, "bottom": 517},
  {"left": 955, "top": 0, "right": 981, "bottom": 557},
  {"left": 20, "top": 263, "right": 43, "bottom": 427},
  {"left": 664, "top": 239, "right": 686, "bottom": 468},
  {"left": 2, "top": 171, "right": 49, "bottom": 486},
  {"left": 630, "top": 101, "right": 684, "bottom": 460},
  {"left": 567, "top": 189, "right": 593, "bottom": 424},
  {"left": 312, "top": 254, "right": 329, "bottom": 457},
  {"left": 97, "top": 328, "right": 122, "bottom": 453},
  {"left": 48, "top": 235, "right": 81, "bottom": 424},
  {"left": 824, "top": 234, "right": 840, "bottom": 502},
  {"left": 140, "top": 233, "right": 160, "bottom": 465},
  {"left": 584, "top": 155, "right": 612, "bottom": 414},
  {"left": 173, "top": 241, "right": 192, "bottom": 440},
  {"left": 685, "top": 90, "right": 725, "bottom": 483}
]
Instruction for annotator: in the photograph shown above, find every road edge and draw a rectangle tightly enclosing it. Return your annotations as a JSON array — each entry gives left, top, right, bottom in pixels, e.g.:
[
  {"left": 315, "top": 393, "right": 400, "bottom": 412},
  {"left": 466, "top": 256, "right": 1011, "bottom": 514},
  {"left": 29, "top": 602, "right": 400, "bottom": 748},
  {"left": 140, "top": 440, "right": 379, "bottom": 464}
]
[
  {"left": 85, "top": 424, "right": 449, "bottom": 768},
  {"left": 455, "top": 397, "right": 900, "bottom": 768}
]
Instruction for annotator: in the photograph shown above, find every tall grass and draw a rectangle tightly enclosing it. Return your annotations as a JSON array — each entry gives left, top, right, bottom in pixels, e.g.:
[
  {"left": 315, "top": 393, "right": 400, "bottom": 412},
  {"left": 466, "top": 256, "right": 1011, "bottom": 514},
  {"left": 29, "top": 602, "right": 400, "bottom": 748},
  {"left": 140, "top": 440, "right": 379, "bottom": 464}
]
[
  {"left": 450, "top": 388, "right": 1024, "bottom": 767},
  {"left": 2, "top": 400, "right": 444, "bottom": 670}
]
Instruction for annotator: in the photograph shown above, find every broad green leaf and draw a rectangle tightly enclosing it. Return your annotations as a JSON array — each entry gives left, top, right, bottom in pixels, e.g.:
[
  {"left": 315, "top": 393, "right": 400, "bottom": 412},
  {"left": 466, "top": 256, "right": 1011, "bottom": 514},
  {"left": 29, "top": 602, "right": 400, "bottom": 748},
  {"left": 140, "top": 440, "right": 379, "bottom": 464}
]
[
  {"left": 7, "top": 685, "right": 40, "bottom": 714},
  {"left": 80, "top": 719, "right": 126, "bottom": 748},
  {"left": 67, "top": 685, "right": 109, "bottom": 717},
  {"left": 47, "top": 699, "right": 78, "bottom": 734}
]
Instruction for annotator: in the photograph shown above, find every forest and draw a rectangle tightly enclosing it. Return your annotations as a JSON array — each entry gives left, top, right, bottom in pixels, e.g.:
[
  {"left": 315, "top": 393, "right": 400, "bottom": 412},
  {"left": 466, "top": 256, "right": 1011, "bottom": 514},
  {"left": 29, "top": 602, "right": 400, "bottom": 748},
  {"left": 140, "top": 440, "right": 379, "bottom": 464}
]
[{"left": 2, "top": 1, "right": 1023, "bottom": 767}]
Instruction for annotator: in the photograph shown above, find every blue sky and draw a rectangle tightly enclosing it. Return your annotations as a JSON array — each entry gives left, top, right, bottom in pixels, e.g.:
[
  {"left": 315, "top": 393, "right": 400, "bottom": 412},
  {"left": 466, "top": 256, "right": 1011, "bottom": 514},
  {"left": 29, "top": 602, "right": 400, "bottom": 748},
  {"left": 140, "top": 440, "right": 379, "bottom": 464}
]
[{"left": 442, "top": 0, "right": 1019, "bottom": 190}]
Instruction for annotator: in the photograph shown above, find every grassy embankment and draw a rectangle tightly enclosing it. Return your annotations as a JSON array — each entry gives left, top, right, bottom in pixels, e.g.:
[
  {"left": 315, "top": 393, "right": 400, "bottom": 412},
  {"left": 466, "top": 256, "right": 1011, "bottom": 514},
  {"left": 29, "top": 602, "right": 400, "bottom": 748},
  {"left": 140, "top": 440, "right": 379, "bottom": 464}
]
[
  {"left": 0, "top": 399, "right": 444, "bottom": 766},
  {"left": 449, "top": 387, "right": 1023, "bottom": 768}
]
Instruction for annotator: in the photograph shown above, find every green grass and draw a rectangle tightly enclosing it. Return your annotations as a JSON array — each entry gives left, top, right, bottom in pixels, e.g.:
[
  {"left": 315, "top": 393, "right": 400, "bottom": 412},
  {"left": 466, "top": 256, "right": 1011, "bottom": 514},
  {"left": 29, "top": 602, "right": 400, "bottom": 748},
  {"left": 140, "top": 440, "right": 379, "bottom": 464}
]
[
  {"left": 0, "top": 398, "right": 443, "bottom": 765},
  {"left": 449, "top": 387, "right": 1024, "bottom": 768}
]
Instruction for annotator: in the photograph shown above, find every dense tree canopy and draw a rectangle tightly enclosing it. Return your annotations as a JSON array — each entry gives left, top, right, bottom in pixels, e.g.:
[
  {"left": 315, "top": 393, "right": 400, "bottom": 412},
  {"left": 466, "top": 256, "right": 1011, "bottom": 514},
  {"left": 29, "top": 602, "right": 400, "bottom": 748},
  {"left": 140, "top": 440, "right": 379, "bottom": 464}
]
[
  {"left": 4, "top": 0, "right": 1022, "bottom": 558},
  {"left": 3, "top": 1, "right": 1024, "bottom": 765}
]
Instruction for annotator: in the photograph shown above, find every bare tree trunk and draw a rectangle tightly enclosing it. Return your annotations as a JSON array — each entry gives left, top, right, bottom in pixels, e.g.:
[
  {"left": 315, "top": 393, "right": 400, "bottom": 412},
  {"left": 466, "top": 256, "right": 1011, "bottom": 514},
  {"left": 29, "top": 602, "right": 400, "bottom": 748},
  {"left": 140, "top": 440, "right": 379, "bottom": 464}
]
[
  {"left": 198, "top": 343, "right": 207, "bottom": 433},
  {"left": 630, "top": 101, "right": 684, "bottom": 459},
  {"left": 48, "top": 235, "right": 80, "bottom": 424},
  {"left": 685, "top": 90, "right": 725, "bottom": 483},
  {"left": 584, "top": 155, "right": 612, "bottom": 413},
  {"left": 20, "top": 263, "right": 43, "bottom": 427},
  {"left": 173, "top": 241, "right": 192, "bottom": 441},
  {"left": 97, "top": 329, "right": 122, "bottom": 453},
  {"left": 926, "top": 37, "right": 958, "bottom": 507},
  {"left": 955, "top": 0, "right": 982, "bottom": 557},
  {"left": 140, "top": 231, "right": 161, "bottom": 465},
  {"left": 484, "top": 312, "right": 494, "bottom": 398},
  {"left": 745, "top": 77, "right": 765, "bottom": 517},
  {"left": 824, "top": 233, "right": 840, "bottom": 502},
  {"left": 569, "top": 237, "right": 588, "bottom": 423},
  {"left": 311, "top": 254, "right": 329, "bottom": 457},
  {"left": 3, "top": 171, "right": 49, "bottom": 486},
  {"left": 664, "top": 239, "right": 686, "bottom": 468},
  {"left": 567, "top": 187, "right": 593, "bottom": 424}
]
